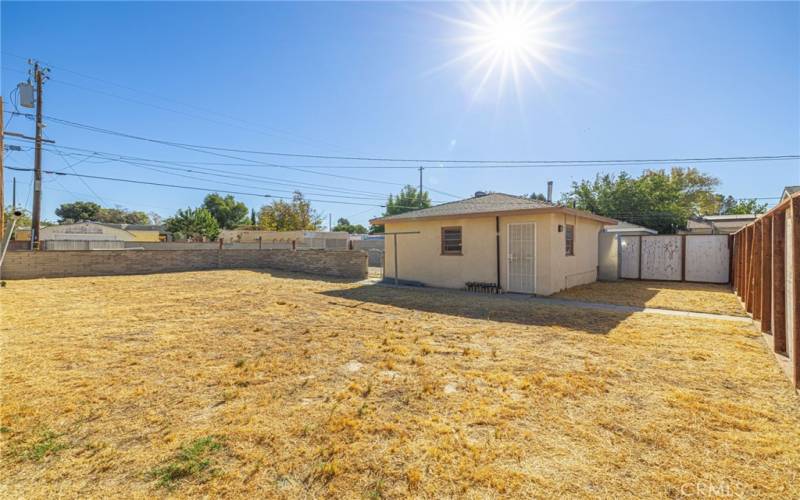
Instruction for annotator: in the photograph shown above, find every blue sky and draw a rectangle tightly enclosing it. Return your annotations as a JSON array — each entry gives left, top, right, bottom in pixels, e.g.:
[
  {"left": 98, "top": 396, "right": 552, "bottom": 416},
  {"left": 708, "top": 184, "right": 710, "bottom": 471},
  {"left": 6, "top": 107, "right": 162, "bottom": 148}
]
[{"left": 2, "top": 1, "right": 798, "bottom": 227}]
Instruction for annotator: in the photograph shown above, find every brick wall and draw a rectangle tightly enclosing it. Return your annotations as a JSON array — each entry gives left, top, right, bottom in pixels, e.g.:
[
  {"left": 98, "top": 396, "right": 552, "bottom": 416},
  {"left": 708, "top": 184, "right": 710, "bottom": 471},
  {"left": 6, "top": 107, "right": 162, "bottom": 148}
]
[{"left": 0, "top": 249, "right": 368, "bottom": 280}]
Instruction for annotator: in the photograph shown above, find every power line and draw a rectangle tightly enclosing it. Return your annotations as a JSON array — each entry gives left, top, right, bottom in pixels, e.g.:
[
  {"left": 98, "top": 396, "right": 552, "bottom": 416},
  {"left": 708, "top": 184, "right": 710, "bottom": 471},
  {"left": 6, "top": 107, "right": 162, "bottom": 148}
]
[
  {"left": 0, "top": 56, "right": 357, "bottom": 154},
  {"left": 4, "top": 136, "right": 427, "bottom": 200},
  {"left": 2, "top": 165, "right": 419, "bottom": 210},
  {"left": 8, "top": 110, "right": 798, "bottom": 169},
  {"left": 4, "top": 114, "right": 462, "bottom": 198}
]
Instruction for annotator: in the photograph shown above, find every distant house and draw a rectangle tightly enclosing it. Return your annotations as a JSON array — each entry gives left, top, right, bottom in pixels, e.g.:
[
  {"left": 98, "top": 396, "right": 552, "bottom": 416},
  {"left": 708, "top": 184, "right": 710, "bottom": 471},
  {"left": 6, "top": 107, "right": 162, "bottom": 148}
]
[
  {"left": 370, "top": 192, "right": 616, "bottom": 296},
  {"left": 99, "top": 223, "right": 166, "bottom": 242},
  {"left": 40, "top": 221, "right": 137, "bottom": 241},
  {"left": 683, "top": 214, "right": 757, "bottom": 235},
  {"left": 219, "top": 229, "right": 350, "bottom": 249},
  {"left": 603, "top": 220, "right": 657, "bottom": 236},
  {"left": 781, "top": 185, "right": 799, "bottom": 202}
]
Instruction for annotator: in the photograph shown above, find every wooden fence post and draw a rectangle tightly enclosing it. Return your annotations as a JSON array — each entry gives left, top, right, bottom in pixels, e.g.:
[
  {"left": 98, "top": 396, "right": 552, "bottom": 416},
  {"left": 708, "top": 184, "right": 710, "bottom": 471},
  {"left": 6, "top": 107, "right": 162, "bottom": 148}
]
[
  {"left": 681, "top": 235, "right": 686, "bottom": 282},
  {"left": 760, "top": 217, "right": 772, "bottom": 333},
  {"left": 745, "top": 225, "right": 753, "bottom": 308},
  {"left": 754, "top": 220, "right": 763, "bottom": 320},
  {"left": 772, "top": 210, "right": 787, "bottom": 353},
  {"left": 792, "top": 197, "right": 800, "bottom": 388}
]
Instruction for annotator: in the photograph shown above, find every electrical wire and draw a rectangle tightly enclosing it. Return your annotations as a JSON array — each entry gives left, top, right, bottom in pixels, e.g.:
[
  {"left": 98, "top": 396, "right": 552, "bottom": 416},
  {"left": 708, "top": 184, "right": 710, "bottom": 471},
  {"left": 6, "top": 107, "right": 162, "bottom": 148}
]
[
  {"left": 3, "top": 165, "right": 425, "bottom": 210},
  {"left": 8, "top": 110, "right": 798, "bottom": 169}
]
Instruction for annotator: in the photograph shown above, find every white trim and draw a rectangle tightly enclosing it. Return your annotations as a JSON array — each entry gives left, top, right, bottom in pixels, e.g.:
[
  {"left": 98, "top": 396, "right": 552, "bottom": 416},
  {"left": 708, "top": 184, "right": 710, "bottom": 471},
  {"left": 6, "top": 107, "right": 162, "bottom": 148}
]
[{"left": 506, "top": 222, "right": 537, "bottom": 294}]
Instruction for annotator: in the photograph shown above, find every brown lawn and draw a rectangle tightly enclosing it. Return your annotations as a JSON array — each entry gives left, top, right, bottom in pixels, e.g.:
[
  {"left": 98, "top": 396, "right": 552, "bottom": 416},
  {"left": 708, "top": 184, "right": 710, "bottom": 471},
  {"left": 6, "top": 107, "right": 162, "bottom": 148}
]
[
  {"left": 554, "top": 279, "right": 747, "bottom": 317},
  {"left": 1, "top": 270, "right": 797, "bottom": 498}
]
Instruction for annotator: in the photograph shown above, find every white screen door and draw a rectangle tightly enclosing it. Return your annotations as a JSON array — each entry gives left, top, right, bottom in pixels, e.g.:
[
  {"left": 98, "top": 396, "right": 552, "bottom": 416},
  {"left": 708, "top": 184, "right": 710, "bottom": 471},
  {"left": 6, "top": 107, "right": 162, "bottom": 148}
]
[{"left": 507, "top": 223, "right": 536, "bottom": 293}]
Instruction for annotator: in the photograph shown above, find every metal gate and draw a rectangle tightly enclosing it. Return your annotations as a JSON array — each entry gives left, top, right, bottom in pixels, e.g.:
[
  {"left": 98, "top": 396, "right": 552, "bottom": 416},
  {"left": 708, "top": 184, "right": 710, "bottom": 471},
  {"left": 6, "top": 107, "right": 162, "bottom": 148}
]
[
  {"left": 507, "top": 222, "right": 536, "bottom": 293},
  {"left": 617, "top": 234, "right": 730, "bottom": 283}
]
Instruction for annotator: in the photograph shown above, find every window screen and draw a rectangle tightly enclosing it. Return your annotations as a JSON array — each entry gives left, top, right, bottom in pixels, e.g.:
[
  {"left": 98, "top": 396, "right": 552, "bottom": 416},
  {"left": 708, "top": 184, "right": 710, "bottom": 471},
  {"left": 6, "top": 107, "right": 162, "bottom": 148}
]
[
  {"left": 565, "top": 224, "right": 575, "bottom": 256},
  {"left": 441, "top": 227, "right": 462, "bottom": 255}
]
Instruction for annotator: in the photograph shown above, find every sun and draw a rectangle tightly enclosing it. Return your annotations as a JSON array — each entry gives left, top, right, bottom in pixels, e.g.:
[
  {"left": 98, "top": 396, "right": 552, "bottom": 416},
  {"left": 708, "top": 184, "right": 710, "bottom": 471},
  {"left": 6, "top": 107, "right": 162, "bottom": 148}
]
[{"left": 430, "top": 1, "right": 574, "bottom": 100}]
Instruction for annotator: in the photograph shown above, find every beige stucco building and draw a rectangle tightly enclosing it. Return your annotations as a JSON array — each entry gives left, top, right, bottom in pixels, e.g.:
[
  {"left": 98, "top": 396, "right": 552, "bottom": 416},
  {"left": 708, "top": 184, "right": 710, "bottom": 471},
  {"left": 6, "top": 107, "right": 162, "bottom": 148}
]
[{"left": 371, "top": 193, "right": 615, "bottom": 296}]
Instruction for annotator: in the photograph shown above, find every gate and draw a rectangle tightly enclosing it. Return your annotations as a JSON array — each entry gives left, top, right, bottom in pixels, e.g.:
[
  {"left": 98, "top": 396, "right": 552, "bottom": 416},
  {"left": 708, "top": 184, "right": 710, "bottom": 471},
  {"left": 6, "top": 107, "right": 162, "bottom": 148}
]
[{"left": 616, "top": 234, "right": 730, "bottom": 283}]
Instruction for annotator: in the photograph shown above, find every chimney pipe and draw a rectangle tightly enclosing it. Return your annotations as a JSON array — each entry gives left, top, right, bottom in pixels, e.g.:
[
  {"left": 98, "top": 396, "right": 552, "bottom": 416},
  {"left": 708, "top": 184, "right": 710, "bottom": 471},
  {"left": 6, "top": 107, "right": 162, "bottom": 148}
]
[{"left": 546, "top": 181, "right": 553, "bottom": 203}]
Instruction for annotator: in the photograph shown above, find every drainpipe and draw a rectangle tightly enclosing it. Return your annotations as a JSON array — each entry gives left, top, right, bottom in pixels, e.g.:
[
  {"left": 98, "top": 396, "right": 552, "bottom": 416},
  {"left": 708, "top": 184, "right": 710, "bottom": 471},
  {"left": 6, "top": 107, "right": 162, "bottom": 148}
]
[{"left": 496, "top": 216, "right": 501, "bottom": 291}]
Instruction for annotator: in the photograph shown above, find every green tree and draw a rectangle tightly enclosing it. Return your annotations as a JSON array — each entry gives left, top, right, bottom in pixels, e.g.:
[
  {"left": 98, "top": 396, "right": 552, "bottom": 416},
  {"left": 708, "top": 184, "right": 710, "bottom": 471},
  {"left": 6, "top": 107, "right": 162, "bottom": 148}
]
[
  {"left": 54, "top": 201, "right": 152, "bottom": 224},
  {"left": 202, "top": 193, "right": 249, "bottom": 230},
  {"left": 258, "top": 192, "right": 322, "bottom": 231},
  {"left": 165, "top": 207, "right": 220, "bottom": 240},
  {"left": 714, "top": 196, "right": 768, "bottom": 215},
  {"left": 250, "top": 208, "right": 257, "bottom": 225},
  {"left": 4, "top": 206, "right": 32, "bottom": 228},
  {"left": 96, "top": 207, "right": 150, "bottom": 224},
  {"left": 525, "top": 192, "right": 548, "bottom": 202},
  {"left": 55, "top": 201, "right": 101, "bottom": 223},
  {"left": 332, "top": 217, "right": 368, "bottom": 234},
  {"left": 370, "top": 185, "right": 432, "bottom": 233},
  {"left": 562, "top": 167, "right": 720, "bottom": 234}
]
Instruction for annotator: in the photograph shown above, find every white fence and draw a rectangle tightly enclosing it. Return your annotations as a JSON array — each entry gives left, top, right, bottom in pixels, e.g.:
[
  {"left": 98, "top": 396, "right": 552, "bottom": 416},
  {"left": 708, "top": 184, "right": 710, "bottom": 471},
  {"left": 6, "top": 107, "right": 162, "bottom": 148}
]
[{"left": 610, "top": 234, "right": 730, "bottom": 283}]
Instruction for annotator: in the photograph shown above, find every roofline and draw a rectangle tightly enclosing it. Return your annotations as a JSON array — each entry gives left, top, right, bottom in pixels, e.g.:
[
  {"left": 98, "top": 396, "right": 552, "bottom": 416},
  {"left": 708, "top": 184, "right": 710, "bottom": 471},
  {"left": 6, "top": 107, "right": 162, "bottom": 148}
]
[
  {"left": 604, "top": 227, "right": 658, "bottom": 235},
  {"left": 370, "top": 206, "right": 617, "bottom": 225}
]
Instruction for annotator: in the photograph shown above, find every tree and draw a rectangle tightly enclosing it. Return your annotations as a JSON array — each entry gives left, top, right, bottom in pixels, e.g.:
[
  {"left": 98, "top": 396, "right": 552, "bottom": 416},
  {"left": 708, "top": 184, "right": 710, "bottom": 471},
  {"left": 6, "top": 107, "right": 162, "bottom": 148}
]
[
  {"left": 4, "top": 206, "right": 32, "bottom": 228},
  {"left": 258, "top": 192, "right": 322, "bottom": 231},
  {"left": 55, "top": 201, "right": 101, "bottom": 223},
  {"left": 713, "top": 196, "right": 768, "bottom": 215},
  {"left": 165, "top": 207, "right": 220, "bottom": 240},
  {"left": 370, "top": 185, "right": 432, "bottom": 233},
  {"left": 148, "top": 212, "right": 163, "bottom": 225},
  {"left": 333, "top": 217, "right": 368, "bottom": 234},
  {"left": 525, "top": 192, "right": 548, "bottom": 202},
  {"left": 96, "top": 207, "right": 150, "bottom": 224},
  {"left": 250, "top": 208, "right": 257, "bottom": 226},
  {"left": 562, "top": 167, "right": 720, "bottom": 234},
  {"left": 54, "top": 201, "right": 151, "bottom": 224},
  {"left": 202, "top": 193, "right": 249, "bottom": 230}
]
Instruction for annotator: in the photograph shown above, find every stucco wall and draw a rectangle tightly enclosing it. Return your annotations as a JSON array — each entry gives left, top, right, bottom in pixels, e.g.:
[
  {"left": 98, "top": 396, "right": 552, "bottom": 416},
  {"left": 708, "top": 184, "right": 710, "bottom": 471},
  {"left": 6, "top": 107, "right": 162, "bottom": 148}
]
[
  {"left": 0, "top": 249, "right": 368, "bottom": 280},
  {"left": 383, "top": 213, "right": 603, "bottom": 296}
]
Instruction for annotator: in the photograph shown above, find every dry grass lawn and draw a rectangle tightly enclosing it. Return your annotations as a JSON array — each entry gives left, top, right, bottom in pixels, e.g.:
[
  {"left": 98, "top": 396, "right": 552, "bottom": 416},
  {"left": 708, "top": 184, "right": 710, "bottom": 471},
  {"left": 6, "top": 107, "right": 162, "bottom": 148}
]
[
  {"left": 554, "top": 279, "right": 746, "bottom": 317},
  {"left": 1, "top": 270, "right": 797, "bottom": 498}
]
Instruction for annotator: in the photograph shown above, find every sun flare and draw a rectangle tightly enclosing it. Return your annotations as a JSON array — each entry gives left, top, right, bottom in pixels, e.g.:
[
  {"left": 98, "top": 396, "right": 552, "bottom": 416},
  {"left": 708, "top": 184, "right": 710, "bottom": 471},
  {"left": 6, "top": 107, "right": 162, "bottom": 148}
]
[{"left": 432, "top": 1, "right": 574, "bottom": 100}]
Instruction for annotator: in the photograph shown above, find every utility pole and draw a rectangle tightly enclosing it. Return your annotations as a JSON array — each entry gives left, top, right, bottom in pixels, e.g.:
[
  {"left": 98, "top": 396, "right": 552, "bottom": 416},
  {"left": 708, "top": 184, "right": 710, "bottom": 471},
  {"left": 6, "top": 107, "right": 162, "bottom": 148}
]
[
  {"left": 30, "top": 61, "right": 46, "bottom": 250},
  {"left": 0, "top": 96, "right": 4, "bottom": 241},
  {"left": 329, "top": 213, "right": 332, "bottom": 232},
  {"left": 418, "top": 166, "right": 424, "bottom": 208},
  {"left": 12, "top": 177, "right": 16, "bottom": 210}
]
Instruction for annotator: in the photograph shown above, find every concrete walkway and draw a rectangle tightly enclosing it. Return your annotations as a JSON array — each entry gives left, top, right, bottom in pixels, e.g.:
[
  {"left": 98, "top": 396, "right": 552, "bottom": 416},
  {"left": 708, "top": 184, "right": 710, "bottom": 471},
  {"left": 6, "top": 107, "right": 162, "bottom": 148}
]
[{"left": 366, "top": 280, "right": 752, "bottom": 323}]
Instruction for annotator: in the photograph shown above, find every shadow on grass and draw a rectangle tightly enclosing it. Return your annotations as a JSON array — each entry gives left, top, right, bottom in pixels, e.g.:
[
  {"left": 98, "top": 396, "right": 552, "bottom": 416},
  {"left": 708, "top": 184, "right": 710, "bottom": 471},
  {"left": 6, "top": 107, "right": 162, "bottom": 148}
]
[
  {"left": 553, "top": 279, "right": 742, "bottom": 316},
  {"left": 320, "top": 284, "right": 632, "bottom": 335},
  {"left": 243, "top": 267, "right": 368, "bottom": 285}
]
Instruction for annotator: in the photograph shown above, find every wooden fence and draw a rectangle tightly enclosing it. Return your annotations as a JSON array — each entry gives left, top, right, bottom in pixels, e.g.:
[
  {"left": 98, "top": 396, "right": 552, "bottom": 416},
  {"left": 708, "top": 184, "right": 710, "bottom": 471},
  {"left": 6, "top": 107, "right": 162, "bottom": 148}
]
[{"left": 732, "top": 192, "right": 799, "bottom": 389}]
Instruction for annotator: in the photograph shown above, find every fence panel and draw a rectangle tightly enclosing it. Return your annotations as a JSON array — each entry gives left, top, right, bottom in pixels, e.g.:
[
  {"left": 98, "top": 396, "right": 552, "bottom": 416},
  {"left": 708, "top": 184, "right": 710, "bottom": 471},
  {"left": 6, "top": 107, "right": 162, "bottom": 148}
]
[
  {"left": 685, "top": 235, "right": 729, "bottom": 283},
  {"left": 641, "top": 235, "right": 682, "bottom": 281}
]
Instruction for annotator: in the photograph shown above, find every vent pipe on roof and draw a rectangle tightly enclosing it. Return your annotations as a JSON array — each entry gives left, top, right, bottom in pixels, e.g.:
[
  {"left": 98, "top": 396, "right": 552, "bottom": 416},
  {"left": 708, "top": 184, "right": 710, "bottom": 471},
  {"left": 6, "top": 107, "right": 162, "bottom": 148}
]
[{"left": 546, "top": 181, "right": 553, "bottom": 203}]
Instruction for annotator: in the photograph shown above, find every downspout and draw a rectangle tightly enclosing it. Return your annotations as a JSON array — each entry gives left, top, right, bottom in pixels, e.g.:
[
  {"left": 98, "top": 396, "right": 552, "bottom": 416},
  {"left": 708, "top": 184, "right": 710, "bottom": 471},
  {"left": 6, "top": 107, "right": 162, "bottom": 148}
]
[{"left": 496, "top": 216, "right": 501, "bottom": 292}]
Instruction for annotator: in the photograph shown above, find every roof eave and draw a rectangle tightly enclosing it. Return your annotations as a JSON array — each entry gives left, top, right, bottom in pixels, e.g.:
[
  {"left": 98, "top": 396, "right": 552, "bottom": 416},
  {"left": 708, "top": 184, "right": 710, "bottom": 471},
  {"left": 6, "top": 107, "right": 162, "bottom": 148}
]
[{"left": 371, "top": 206, "right": 617, "bottom": 225}]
